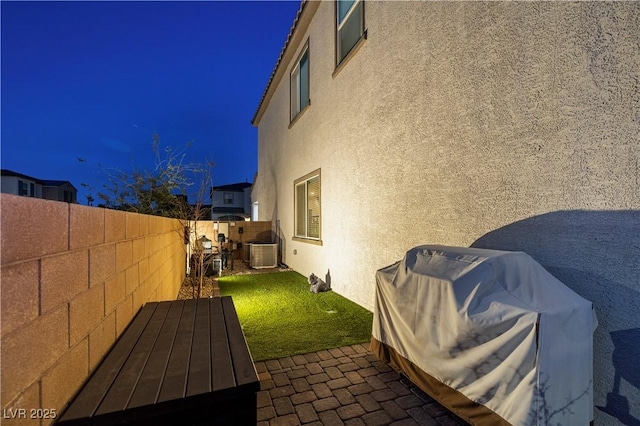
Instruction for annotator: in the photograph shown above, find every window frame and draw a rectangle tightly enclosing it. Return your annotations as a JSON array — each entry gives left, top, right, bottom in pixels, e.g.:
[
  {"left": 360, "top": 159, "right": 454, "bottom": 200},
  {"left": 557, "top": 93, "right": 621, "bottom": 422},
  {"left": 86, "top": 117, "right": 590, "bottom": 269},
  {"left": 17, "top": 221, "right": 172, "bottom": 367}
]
[
  {"left": 223, "top": 192, "right": 235, "bottom": 205},
  {"left": 335, "top": 0, "right": 366, "bottom": 71},
  {"left": 18, "top": 180, "right": 29, "bottom": 196},
  {"left": 293, "top": 169, "right": 322, "bottom": 245},
  {"left": 290, "top": 40, "right": 311, "bottom": 124}
]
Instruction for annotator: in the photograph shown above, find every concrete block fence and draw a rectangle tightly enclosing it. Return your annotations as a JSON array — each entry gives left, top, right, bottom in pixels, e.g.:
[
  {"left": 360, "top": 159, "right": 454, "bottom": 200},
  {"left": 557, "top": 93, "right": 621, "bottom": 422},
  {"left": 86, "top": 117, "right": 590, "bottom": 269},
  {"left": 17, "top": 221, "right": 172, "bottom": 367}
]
[
  {"left": 224, "top": 220, "right": 274, "bottom": 245},
  {"left": 1, "top": 194, "right": 187, "bottom": 425}
]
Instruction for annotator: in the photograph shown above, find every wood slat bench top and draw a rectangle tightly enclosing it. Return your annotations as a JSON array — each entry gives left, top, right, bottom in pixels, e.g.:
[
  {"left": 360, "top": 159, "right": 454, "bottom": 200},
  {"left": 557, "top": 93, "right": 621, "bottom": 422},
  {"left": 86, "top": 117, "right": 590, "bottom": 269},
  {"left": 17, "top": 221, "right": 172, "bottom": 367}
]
[{"left": 57, "top": 296, "right": 259, "bottom": 425}]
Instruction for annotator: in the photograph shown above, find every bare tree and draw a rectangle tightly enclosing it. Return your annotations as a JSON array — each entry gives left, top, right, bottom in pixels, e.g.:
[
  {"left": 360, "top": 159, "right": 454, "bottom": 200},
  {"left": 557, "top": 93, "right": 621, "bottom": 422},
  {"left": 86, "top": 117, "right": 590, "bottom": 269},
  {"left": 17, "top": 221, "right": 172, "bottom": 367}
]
[{"left": 83, "top": 133, "right": 215, "bottom": 297}]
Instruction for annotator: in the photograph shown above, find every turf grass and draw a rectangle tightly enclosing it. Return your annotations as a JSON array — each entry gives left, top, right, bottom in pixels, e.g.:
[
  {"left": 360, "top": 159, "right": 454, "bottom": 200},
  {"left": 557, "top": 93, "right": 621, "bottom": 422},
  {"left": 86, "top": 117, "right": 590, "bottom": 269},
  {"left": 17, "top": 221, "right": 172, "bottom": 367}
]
[{"left": 218, "top": 271, "right": 373, "bottom": 361}]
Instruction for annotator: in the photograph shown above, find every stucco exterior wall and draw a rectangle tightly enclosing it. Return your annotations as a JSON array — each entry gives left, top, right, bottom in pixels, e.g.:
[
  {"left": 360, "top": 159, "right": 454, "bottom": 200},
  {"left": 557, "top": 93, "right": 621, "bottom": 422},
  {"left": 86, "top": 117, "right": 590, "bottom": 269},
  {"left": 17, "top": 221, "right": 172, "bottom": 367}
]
[
  {"left": 211, "top": 189, "right": 250, "bottom": 212},
  {"left": 42, "top": 182, "right": 77, "bottom": 204},
  {"left": 253, "top": 2, "right": 640, "bottom": 424},
  {"left": 1, "top": 194, "right": 186, "bottom": 425},
  {"left": 1, "top": 176, "right": 43, "bottom": 199}
]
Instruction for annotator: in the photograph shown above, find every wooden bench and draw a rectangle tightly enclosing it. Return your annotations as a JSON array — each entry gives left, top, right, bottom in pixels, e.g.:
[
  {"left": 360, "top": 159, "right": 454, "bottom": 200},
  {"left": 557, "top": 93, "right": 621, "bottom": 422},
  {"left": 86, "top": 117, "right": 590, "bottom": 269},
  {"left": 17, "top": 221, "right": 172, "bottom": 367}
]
[{"left": 57, "top": 297, "right": 259, "bottom": 425}]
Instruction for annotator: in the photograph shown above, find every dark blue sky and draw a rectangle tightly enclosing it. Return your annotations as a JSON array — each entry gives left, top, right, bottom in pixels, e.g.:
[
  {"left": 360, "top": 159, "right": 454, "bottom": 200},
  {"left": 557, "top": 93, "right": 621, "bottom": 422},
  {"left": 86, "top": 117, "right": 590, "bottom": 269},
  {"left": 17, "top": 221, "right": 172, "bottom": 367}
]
[{"left": 1, "top": 1, "right": 301, "bottom": 204}]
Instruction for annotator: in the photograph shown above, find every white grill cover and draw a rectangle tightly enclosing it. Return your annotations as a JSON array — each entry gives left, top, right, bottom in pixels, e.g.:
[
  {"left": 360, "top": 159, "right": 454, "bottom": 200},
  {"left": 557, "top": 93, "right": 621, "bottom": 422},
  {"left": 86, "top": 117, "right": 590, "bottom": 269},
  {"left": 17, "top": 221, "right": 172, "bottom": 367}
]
[{"left": 372, "top": 245, "right": 597, "bottom": 425}]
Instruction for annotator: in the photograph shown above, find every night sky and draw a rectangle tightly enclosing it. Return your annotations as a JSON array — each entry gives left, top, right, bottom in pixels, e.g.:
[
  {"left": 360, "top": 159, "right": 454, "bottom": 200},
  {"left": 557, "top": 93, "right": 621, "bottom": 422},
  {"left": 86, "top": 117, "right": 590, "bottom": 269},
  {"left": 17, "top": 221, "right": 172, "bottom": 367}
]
[{"left": 1, "top": 1, "right": 301, "bottom": 205}]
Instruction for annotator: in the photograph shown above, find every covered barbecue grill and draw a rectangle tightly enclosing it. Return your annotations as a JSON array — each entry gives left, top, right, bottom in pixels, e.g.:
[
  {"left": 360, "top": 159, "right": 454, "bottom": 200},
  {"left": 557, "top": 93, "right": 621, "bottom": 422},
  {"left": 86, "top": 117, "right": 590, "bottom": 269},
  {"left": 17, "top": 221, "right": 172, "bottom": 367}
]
[{"left": 371, "top": 245, "right": 597, "bottom": 426}]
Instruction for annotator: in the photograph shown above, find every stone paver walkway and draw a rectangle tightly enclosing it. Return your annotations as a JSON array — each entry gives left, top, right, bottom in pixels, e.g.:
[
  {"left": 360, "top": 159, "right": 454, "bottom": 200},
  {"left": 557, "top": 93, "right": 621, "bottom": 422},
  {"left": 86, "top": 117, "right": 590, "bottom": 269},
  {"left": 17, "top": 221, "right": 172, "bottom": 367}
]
[{"left": 255, "top": 343, "right": 469, "bottom": 426}]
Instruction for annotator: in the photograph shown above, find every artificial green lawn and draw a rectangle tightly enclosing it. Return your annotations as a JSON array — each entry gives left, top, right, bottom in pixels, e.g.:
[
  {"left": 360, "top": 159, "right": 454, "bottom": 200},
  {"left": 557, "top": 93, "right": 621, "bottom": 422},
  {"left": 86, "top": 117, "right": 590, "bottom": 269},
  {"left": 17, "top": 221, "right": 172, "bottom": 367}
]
[{"left": 218, "top": 271, "right": 373, "bottom": 361}]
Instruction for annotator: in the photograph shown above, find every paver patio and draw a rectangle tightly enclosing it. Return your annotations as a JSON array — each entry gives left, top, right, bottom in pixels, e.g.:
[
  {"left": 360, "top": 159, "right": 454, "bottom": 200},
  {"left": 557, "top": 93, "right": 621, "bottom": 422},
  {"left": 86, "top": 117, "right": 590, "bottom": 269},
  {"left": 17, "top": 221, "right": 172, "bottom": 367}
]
[{"left": 255, "top": 343, "right": 469, "bottom": 426}]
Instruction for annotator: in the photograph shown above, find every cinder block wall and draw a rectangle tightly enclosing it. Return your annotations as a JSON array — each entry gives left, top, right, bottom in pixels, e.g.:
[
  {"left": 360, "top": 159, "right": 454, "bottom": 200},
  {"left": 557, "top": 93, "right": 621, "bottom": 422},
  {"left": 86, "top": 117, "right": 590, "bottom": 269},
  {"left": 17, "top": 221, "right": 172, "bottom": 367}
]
[
  {"left": 0, "top": 194, "right": 186, "bottom": 425},
  {"left": 185, "top": 220, "right": 273, "bottom": 267},
  {"left": 224, "top": 220, "right": 274, "bottom": 245},
  {"left": 187, "top": 220, "right": 273, "bottom": 248}
]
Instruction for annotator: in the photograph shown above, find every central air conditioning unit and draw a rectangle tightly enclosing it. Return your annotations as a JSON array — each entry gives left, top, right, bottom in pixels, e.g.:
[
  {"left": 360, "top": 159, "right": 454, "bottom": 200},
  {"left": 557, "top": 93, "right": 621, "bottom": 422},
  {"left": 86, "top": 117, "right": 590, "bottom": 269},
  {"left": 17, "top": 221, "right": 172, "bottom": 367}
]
[{"left": 250, "top": 243, "right": 278, "bottom": 269}]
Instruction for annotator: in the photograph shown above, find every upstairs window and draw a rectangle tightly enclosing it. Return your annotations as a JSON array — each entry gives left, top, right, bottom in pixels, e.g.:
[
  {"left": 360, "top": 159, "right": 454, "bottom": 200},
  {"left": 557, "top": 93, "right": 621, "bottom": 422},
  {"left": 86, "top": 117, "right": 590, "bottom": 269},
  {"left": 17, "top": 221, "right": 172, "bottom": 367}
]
[
  {"left": 290, "top": 44, "right": 310, "bottom": 121},
  {"left": 337, "top": 0, "right": 365, "bottom": 65},
  {"left": 223, "top": 192, "right": 234, "bottom": 205},
  {"left": 18, "top": 180, "right": 29, "bottom": 196},
  {"left": 294, "top": 170, "right": 321, "bottom": 242}
]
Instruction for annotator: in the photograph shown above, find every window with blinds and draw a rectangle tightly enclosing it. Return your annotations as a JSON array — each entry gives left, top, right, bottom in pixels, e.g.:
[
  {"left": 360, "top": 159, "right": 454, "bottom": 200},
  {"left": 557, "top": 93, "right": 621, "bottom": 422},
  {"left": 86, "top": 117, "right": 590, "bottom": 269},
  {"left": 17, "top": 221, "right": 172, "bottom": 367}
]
[{"left": 294, "top": 170, "right": 321, "bottom": 241}]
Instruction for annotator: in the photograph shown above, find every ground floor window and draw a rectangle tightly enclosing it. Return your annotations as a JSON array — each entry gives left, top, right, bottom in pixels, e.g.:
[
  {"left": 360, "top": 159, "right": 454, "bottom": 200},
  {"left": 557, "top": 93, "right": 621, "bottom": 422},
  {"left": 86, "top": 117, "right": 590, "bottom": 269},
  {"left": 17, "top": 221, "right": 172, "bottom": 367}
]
[{"left": 294, "top": 169, "right": 321, "bottom": 242}]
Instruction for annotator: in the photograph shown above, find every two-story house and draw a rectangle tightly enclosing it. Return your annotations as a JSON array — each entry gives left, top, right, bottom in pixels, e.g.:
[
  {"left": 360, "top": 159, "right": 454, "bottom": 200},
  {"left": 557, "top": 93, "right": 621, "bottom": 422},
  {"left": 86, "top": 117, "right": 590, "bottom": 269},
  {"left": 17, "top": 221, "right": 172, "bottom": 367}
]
[
  {"left": 210, "top": 182, "right": 252, "bottom": 221},
  {"left": 250, "top": 2, "right": 640, "bottom": 425},
  {"left": 1, "top": 169, "right": 77, "bottom": 203}
]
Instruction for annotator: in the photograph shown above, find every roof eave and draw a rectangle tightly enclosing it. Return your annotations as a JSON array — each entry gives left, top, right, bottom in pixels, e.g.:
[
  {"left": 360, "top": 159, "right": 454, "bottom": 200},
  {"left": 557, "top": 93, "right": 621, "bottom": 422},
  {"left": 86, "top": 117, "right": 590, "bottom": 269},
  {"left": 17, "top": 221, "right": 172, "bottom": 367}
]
[{"left": 251, "top": 0, "right": 321, "bottom": 127}]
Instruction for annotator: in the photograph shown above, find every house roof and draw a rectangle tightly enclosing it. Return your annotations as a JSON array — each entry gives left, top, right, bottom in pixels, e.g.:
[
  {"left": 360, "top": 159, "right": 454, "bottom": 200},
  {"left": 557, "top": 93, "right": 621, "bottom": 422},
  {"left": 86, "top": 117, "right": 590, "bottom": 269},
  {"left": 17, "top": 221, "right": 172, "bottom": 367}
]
[
  {"left": 1, "top": 169, "right": 77, "bottom": 191},
  {"left": 251, "top": 0, "right": 317, "bottom": 126},
  {"left": 212, "top": 182, "right": 252, "bottom": 192},
  {"left": 41, "top": 180, "right": 78, "bottom": 191},
  {"left": 41, "top": 179, "right": 67, "bottom": 186},
  {"left": 1, "top": 169, "right": 43, "bottom": 183}
]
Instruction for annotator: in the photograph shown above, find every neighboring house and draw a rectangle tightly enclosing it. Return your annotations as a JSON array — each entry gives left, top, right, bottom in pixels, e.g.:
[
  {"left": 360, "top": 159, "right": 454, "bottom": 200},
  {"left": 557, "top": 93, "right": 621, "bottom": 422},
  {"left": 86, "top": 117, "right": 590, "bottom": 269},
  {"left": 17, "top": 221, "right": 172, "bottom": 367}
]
[
  {"left": 251, "top": 2, "right": 640, "bottom": 425},
  {"left": 210, "top": 182, "right": 252, "bottom": 221},
  {"left": 1, "top": 169, "right": 77, "bottom": 203},
  {"left": 0, "top": 169, "right": 43, "bottom": 198},
  {"left": 41, "top": 180, "right": 78, "bottom": 203}
]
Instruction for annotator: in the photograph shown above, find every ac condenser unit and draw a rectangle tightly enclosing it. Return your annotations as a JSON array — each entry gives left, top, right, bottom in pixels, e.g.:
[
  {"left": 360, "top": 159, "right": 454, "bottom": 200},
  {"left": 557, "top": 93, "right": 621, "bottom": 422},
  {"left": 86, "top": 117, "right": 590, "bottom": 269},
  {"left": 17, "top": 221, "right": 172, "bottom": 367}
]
[{"left": 250, "top": 243, "right": 278, "bottom": 269}]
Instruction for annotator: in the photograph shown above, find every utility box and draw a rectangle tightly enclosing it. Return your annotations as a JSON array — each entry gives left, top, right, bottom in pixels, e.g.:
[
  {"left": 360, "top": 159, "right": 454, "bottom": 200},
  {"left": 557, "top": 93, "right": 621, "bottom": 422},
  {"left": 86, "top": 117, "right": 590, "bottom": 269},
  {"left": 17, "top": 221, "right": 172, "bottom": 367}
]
[{"left": 249, "top": 243, "right": 277, "bottom": 268}]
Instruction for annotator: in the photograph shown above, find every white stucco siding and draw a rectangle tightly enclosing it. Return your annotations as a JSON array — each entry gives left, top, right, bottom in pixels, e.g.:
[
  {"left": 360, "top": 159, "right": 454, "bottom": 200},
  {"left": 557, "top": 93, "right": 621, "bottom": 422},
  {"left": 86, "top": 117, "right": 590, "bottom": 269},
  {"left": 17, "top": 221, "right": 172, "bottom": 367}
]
[
  {"left": 257, "top": 0, "right": 639, "bottom": 299},
  {"left": 254, "top": 3, "right": 639, "bottom": 424},
  {"left": 1, "top": 176, "right": 44, "bottom": 198}
]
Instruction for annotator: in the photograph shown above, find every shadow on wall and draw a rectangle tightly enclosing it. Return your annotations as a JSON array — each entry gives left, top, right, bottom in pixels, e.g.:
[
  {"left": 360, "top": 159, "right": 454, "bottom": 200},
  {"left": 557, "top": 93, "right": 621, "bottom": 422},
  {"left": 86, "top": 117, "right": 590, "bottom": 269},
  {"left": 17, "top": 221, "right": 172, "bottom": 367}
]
[
  {"left": 275, "top": 219, "right": 286, "bottom": 266},
  {"left": 471, "top": 210, "right": 640, "bottom": 426},
  {"left": 598, "top": 328, "right": 640, "bottom": 426}
]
